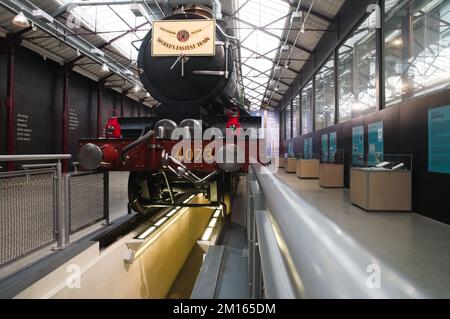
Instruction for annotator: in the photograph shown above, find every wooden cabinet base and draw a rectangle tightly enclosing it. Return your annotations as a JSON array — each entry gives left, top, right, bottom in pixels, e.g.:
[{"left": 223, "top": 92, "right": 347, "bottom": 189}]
[
  {"left": 277, "top": 157, "right": 285, "bottom": 168},
  {"left": 296, "top": 159, "right": 320, "bottom": 179},
  {"left": 319, "top": 164, "right": 344, "bottom": 188},
  {"left": 285, "top": 158, "right": 297, "bottom": 173},
  {"left": 350, "top": 168, "right": 412, "bottom": 211}
]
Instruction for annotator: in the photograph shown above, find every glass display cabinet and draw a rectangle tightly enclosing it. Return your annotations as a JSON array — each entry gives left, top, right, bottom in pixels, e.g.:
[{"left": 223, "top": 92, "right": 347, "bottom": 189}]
[
  {"left": 319, "top": 149, "right": 345, "bottom": 188},
  {"left": 296, "top": 153, "right": 320, "bottom": 179},
  {"left": 350, "top": 154, "right": 413, "bottom": 211}
]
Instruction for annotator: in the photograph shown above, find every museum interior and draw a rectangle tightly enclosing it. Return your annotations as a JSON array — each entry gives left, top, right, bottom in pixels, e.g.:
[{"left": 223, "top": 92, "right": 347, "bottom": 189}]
[{"left": 0, "top": 0, "right": 449, "bottom": 299}]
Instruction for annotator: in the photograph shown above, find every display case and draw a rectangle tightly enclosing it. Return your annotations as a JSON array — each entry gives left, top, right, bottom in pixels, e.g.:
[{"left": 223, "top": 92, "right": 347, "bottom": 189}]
[
  {"left": 285, "top": 157, "right": 297, "bottom": 173},
  {"left": 319, "top": 149, "right": 344, "bottom": 188},
  {"left": 350, "top": 154, "right": 413, "bottom": 211},
  {"left": 296, "top": 153, "right": 320, "bottom": 179},
  {"left": 277, "top": 155, "right": 285, "bottom": 168}
]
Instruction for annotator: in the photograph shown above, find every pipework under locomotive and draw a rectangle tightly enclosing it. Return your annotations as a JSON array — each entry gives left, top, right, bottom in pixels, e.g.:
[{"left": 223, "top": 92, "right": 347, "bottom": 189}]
[{"left": 78, "top": 5, "right": 263, "bottom": 215}]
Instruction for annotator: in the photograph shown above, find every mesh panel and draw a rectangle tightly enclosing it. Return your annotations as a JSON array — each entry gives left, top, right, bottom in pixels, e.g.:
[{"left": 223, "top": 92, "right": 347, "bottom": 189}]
[
  {"left": 70, "top": 173, "right": 104, "bottom": 233},
  {"left": 0, "top": 172, "right": 55, "bottom": 266}
]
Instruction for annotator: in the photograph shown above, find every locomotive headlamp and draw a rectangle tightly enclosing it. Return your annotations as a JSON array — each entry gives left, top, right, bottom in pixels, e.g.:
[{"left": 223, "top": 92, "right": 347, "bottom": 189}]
[{"left": 78, "top": 143, "right": 102, "bottom": 170}]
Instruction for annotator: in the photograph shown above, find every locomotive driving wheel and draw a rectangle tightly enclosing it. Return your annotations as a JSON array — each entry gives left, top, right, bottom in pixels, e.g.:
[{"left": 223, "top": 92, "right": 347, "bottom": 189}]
[{"left": 128, "top": 172, "right": 166, "bottom": 213}]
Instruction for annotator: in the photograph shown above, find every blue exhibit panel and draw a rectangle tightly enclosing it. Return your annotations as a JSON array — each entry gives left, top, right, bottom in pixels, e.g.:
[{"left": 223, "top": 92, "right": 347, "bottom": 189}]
[
  {"left": 428, "top": 105, "right": 450, "bottom": 174},
  {"left": 352, "top": 125, "right": 364, "bottom": 166},
  {"left": 368, "top": 121, "right": 384, "bottom": 166},
  {"left": 329, "top": 132, "right": 337, "bottom": 162},
  {"left": 288, "top": 142, "right": 294, "bottom": 158},
  {"left": 304, "top": 137, "right": 313, "bottom": 159},
  {"left": 321, "top": 134, "right": 328, "bottom": 162}
]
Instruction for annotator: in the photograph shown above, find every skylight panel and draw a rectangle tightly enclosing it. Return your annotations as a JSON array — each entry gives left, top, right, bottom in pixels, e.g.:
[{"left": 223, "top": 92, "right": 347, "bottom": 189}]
[{"left": 236, "top": 0, "right": 290, "bottom": 109}]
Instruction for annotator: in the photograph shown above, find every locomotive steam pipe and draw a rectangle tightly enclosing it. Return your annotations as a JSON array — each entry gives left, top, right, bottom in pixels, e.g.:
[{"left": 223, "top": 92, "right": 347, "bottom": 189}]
[{"left": 120, "top": 130, "right": 155, "bottom": 162}]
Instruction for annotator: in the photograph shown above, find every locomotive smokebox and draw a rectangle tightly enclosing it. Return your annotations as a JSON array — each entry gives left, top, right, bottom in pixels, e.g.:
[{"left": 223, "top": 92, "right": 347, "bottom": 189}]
[{"left": 137, "top": 7, "right": 236, "bottom": 107}]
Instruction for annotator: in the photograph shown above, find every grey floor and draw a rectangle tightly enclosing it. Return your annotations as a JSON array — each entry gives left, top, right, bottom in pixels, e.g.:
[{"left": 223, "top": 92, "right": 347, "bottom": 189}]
[
  {"left": 276, "top": 170, "right": 450, "bottom": 298},
  {"left": 214, "top": 177, "right": 249, "bottom": 299}
]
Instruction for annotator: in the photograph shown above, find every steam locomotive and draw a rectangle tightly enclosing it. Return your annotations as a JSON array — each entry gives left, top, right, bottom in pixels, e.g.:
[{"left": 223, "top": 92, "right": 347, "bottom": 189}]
[{"left": 78, "top": 5, "right": 262, "bottom": 215}]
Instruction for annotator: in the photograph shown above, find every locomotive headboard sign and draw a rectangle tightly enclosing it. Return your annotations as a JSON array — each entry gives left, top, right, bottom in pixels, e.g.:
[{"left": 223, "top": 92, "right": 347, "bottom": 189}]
[{"left": 151, "top": 19, "right": 216, "bottom": 56}]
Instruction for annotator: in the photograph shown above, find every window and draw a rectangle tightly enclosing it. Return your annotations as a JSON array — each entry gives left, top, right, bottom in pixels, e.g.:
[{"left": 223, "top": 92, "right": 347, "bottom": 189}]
[
  {"left": 301, "top": 81, "right": 313, "bottom": 135},
  {"left": 385, "top": 0, "right": 450, "bottom": 106},
  {"left": 315, "top": 56, "right": 335, "bottom": 130},
  {"left": 285, "top": 102, "right": 292, "bottom": 140},
  {"left": 292, "top": 94, "right": 300, "bottom": 137},
  {"left": 338, "top": 12, "right": 378, "bottom": 122}
]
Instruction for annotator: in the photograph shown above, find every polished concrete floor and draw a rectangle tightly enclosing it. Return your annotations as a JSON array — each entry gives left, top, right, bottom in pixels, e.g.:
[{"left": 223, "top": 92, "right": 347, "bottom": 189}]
[{"left": 276, "top": 170, "right": 450, "bottom": 298}]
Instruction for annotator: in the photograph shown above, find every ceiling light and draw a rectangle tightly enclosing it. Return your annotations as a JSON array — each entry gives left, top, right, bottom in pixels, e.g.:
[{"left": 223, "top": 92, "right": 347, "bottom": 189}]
[
  {"left": 123, "top": 69, "right": 133, "bottom": 76},
  {"left": 12, "top": 11, "right": 30, "bottom": 28},
  {"left": 31, "top": 22, "right": 37, "bottom": 31},
  {"left": 101, "top": 63, "right": 109, "bottom": 72},
  {"left": 90, "top": 48, "right": 104, "bottom": 56},
  {"left": 32, "top": 9, "right": 54, "bottom": 23},
  {"left": 76, "top": 49, "right": 81, "bottom": 57},
  {"left": 130, "top": 4, "right": 145, "bottom": 17},
  {"left": 291, "top": 11, "right": 303, "bottom": 25},
  {"left": 145, "top": 92, "right": 150, "bottom": 97},
  {"left": 133, "top": 85, "right": 140, "bottom": 92},
  {"left": 392, "top": 38, "right": 402, "bottom": 46},
  {"left": 281, "top": 44, "right": 290, "bottom": 52},
  {"left": 300, "top": 25, "right": 305, "bottom": 33}
]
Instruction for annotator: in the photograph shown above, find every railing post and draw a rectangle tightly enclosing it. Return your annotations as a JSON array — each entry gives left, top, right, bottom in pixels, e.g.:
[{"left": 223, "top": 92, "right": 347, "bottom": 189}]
[
  {"left": 64, "top": 174, "right": 71, "bottom": 245},
  {"left": 246, "top": 174, "right": 254, "bottom": 298},
  {"left": 55, "top": 159, "right": 64, "bottom": 249},
  {"left": 103, "top": 171, "right": 111, "bottom": 225}
]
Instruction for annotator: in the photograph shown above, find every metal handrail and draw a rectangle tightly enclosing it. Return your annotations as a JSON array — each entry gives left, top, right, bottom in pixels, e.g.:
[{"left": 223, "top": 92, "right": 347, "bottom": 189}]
[
  {"left": 21, "top": 164, "right": 58, "bottom": 170},
  {"left": 250, "top": 162, "right": 427, "bottom": 299}
]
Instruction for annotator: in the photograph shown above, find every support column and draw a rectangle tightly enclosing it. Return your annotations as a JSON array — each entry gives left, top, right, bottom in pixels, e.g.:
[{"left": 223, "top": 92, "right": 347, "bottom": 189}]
[
  {"left": 6, "top": 40, "right": 16, "bottom": 171},
  {"left": 334, "top": 49, "right": 339, "bottom": 123},
  {"left": 401, "top": 3, "right": 414, "bottom": 101},
  {"left": 376, "top": 0, "right": 385, "bottom": 111},
  {"left": 97, "top": 81, "right": 103, "bottom": 137},
  {"left": 120, "top": 93, "right": 124, "bottom": 117},
  {"left": 61, "top": 65, "right": 70, "bottom": 173}
]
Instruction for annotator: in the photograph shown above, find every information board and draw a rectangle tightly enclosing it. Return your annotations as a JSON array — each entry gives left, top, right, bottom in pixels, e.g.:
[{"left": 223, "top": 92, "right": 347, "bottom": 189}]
[
  {"left": 329, "top": 131, "right": 337, "bottom": 162},
  {"left": 304, "top": 137, "right": 313, "bottom": 159},
  {"left": 288, "top": 142, "right": 294, "bottom": 158},
  {"left": 352, "top": 125, "right": 364, "bottom": 166},
  {"left": 321, "top": 134, "right": 328, "bottom": 162},
  {"left": 428, "top": 105, "right": 450, "bottom": 174},
  {"left": 368, "top": 121, "right": 384, "bottom": 166}
]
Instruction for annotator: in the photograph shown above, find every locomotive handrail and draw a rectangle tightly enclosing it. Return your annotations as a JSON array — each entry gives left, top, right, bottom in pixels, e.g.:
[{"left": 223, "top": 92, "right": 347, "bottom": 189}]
[{"left": 249, "top": 162, "right": 427, "bottom": 298}]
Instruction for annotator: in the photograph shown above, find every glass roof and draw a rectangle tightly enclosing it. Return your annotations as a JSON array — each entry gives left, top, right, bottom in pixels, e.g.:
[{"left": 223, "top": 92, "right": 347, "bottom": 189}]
[
  {"left": 57, "top": 0, "right": 156, "bottom": 61},
  {"left": 54, "top": 0, "right": 292, "bottom": 110},
  {"left": 235, "top": 0, "right": 291, "bottom": 111}
]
